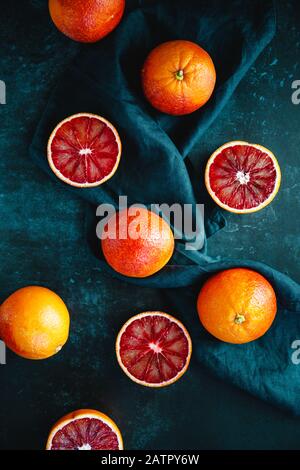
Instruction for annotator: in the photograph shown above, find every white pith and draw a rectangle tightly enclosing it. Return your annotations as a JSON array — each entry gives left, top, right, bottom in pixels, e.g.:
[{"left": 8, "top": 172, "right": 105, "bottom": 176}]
[
  {"left": 236, "top": 170, "right": 250, "bottom": 185},
  {"left": 149, "top": 342, "right": 162, "bottom": 354},
  {"left": 79, "top": 148, "right": 92, "bottom": 156},
  {"left": 78, "top": 443, "right": 92, "bottom": 450}
]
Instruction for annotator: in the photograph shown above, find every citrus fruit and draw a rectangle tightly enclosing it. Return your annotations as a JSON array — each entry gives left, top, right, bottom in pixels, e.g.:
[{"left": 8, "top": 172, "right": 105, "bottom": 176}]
[
  {"left": 101, "top": 207, "right": 174, "bottom": 278},
  {"left": 197, "top": 268, "right": 277, "bottom": 344},
  {"left": 46, "top": 409, "right": 123, "bottom": 450},
  {"left": 49, "top": 0, "right": 125, "bottom": 43},
  {"left": 0, "top": 286, "right": 70, "bottom": 359},
  {"left": 47, "top": 113, "right": 122, "bottom": 188},
  {"left": 141, "top": 40, "right": 216, "bottom": 115},
  {"left": 116, "top": 312, "right": 192, "bottom": 387},
  {"left": 205, "top": 141, "right": 281, "bottom": 213}
]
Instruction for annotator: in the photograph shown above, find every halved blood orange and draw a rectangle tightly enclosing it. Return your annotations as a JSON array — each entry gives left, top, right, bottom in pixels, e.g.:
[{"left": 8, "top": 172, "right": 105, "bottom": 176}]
[
  {"left": 47, "top": 113, "right": 122, "bottom": 188},
  {"left": 116, "top": 312, "right": 192, "bottom": 388},
  {"left": 46, "top": 409, "right": 123, "bottom": 450},
  {"left": 205, "top": 141, "right": 281, "bottom": 213}
]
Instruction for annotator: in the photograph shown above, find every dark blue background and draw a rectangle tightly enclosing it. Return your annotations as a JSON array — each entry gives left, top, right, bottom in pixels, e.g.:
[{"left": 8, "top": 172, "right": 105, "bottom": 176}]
[{"left": 0, "top": 0, "right": 299, "bottom": 449}]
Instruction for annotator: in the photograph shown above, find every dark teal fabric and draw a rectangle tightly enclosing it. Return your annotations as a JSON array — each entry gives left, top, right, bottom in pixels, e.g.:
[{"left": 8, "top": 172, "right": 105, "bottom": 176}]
[{"left": 30, "top": 0, "right": 300, "bottom": 413}]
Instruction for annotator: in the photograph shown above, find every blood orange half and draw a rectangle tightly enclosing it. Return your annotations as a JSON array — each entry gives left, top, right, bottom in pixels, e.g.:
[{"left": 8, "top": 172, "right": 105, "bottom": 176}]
[
  {"left": 116, "top": 312, "right": 192, "bottom": 388},
  {"left": 205, "top": 141, "right": 281, "bottom": 213},
  {"left": 46, "top": 409, "right": 123, "bottom": 450},
  {"left": 47, "top": 113, "right": 122, "bottom": 188}
]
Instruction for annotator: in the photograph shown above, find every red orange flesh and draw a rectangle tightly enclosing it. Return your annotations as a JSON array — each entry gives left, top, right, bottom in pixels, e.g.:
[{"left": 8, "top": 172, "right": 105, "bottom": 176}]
[
  {"left": 46, "top": 409, "right": 123, "bottom": 450},
  {"left": 205, "top": 141, "right": 281, "bottom": 213},
  {"left": 116, "top": 312, "right": 192, "bottom": 387},
  {"left": 47, "top": 113, "right": 121, "bottom": 188}
]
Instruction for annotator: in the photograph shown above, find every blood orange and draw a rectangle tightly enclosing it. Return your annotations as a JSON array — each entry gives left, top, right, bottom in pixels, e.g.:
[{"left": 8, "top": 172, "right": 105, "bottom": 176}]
[
  {"left": 116, "top": 312, "right": 192, "bottom": 387},
  {"left": 49, "top": 0, "right": 125, "bottom": 43},
  {"left": 47, "top": 113, "right": 122, "bottom": 188},
  {"left": 205, "top": 141, "right": 281, "bottom": 213},
  {"left": 197, "top": 268, "right": 277, "bottom": 344},
  {"left": 46, "top": 409, "right": 123, "bottom": 450},
  {"left": 101, "top": 208, "right": 174, "bottom": 278},
  {"left": 142, "top": 40, "right": 216, "bottom": 115},
  {"left": 0, "top": 286, "right": 70, "bottom": 360}
]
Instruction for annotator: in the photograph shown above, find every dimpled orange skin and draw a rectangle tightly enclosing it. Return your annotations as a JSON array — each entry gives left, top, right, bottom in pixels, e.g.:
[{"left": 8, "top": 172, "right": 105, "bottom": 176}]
[
  {"left": 142, "top": 40, "right": 216, "bottom": 115},
  {"left": 101, "top": 208, "right": 175, "bottom": 278},
  {"left": 197, "top": 268, "right": 277, "bottom": 344},
  {"left": 49, "top": 0, "right": 125, "bottom": 43},
  {"left": 0, "top": 286, "right": 70, "bottom": 359}
]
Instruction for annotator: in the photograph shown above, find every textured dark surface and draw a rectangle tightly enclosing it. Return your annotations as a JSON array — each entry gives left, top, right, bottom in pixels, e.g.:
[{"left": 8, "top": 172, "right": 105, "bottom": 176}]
[{"left": 0, "top": 0, "right": 299, "bottom": 450}]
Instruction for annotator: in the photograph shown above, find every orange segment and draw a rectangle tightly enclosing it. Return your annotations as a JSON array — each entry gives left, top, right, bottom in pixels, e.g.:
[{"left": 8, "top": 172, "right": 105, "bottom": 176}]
[
  {"left": 116, "top": 312, "right": 192, "bottom": 387},
  {"left": 46, "top": 409, "right": 123, "bottom": 450},
  {"left": 47, "top": 113, "right": 122, "bottom": 188},
  {"left": 205, "top": 141, "right": 281, "bottom": 213}
]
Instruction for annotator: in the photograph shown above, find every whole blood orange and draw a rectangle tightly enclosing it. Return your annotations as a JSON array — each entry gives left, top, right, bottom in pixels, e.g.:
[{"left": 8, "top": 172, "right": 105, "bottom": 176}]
[
  {"left": 101, "top": 208, "right": 174, "bottom": 278},
  {"left": 0, "top": 286, "right": 70, "bottom": 359},
  {"left": 47, "top": 113, "right": 122, "bottom": 188},
  {"left": 205, "top": 141, "right": 281, "bottom": 213},
  {"left": 197, "top": 268, "right": 277, "bottom": 344},
  {"left": 46, "top": 409, "right": 123, "bottom": 450},
  {"left": 49, "top": 0, "right": 125, "bottom": 43},
  {"left": 142, "top": 40, "right": 216, "bottom": 115},
  {"left": 116, "top": 312, "right": 192, "bottom": 387}
]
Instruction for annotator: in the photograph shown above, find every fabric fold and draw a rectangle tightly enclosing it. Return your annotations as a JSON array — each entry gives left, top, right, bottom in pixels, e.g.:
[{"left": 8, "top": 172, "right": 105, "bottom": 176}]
[{"left": 30, "top": 0, "right": 300, "bottom": 414}]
